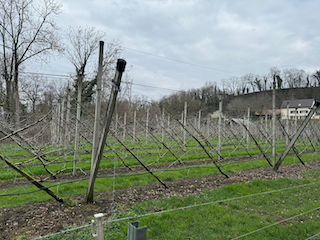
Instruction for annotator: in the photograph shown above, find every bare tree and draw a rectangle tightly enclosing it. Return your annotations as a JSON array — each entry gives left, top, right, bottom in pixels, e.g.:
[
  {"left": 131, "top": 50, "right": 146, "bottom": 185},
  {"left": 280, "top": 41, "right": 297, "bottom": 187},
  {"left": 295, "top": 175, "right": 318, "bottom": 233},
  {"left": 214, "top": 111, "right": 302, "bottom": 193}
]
[
  {"left": 66, "top": 26, "right": 105, "bottom": 79},
  {"left": 313, "top": 70, "right": 320, "bottom": 87},
  {"left": 20, "top": 74, "right": 45, "bottom": 116},
  {"left": 241, "top": 73, "right": 255, "bottom": 92},
  {"left": 66, "top": 26, "right": 105, "bottom": 176},
  {"left": 225, "top": 76, "right": 241, "bottom": 95},
  {"left": 282, "top": 68, "right": 306, "bottom": 88},
  {"left": 0, "top": 0, "right": 62, "bottom": 124}
]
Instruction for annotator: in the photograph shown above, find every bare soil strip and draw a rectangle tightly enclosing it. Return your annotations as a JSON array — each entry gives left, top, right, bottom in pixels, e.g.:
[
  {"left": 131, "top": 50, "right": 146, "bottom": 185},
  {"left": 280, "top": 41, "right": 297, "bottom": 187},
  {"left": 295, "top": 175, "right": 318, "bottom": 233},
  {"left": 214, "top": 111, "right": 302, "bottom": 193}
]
[{"left": 1, "top": 161, "right": 320, "bottom": 240}]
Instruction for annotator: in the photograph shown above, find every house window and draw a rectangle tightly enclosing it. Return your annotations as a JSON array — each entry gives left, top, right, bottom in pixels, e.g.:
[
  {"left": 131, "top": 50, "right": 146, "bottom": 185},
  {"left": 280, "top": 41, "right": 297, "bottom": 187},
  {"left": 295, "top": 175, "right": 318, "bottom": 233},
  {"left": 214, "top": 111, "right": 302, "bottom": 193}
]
[{"left": 300, "top": 110, "right": 308, "bottom": 114}]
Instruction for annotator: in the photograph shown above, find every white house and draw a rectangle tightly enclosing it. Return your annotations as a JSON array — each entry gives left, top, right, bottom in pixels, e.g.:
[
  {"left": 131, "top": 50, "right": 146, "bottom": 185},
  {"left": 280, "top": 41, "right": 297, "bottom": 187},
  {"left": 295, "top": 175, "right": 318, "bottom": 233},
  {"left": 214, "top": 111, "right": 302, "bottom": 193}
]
[{"left": 280, "top": 99, "right": 320, "bottom": 120}]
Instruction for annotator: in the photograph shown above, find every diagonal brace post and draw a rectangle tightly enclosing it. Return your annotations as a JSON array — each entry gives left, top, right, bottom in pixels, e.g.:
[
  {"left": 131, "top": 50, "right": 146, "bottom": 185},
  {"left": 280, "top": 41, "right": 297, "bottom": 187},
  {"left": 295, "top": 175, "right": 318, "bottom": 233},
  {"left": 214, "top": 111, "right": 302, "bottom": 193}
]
[{"left": 273, "top": 100, "right": 320, "bottom": 171}]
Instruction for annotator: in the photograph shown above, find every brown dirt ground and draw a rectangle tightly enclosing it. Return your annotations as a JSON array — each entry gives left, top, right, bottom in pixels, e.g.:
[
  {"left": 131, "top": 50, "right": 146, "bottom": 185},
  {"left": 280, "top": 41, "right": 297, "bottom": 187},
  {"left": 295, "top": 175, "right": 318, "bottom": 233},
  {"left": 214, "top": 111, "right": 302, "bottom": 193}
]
[{"left": 1, "top": 160, "right": 320, "bottom": 240}]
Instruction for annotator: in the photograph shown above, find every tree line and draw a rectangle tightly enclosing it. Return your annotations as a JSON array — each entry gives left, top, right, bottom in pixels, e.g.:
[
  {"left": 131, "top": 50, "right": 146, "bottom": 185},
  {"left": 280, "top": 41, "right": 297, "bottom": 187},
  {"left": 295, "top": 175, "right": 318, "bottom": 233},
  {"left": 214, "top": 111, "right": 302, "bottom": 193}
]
[{"left": 1, "top": 0, "right": 320, "bottom": 126}]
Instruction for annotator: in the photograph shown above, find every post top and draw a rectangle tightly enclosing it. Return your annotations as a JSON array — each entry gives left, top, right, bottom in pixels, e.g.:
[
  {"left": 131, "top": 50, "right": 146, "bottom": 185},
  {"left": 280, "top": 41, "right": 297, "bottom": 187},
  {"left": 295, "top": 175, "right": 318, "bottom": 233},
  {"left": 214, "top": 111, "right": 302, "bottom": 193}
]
[
  {"left": 94, "top": 213, "right": 104, "bottom": 218},
  {"left": 117, "top": 59, "right": 126, "bottom": 73}
]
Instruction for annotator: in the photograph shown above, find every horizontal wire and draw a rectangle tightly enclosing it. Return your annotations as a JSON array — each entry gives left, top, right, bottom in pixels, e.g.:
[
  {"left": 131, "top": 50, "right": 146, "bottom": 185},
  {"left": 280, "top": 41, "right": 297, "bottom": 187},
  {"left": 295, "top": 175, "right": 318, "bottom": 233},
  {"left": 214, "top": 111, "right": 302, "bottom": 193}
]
[
  {"left": 32, "top": 223, "right": 91, "bottom": 240},
  {"left": 232, "top": 205, "right": 320, "bottom": 239},
  {"left": 124, "top": 46, "right": 240, "bottom": 75},
  {"left": 101, "top": 180, "right": 320, "bottom": 224},
  {"left": 29, "top": 179, "right": 320, "bottom": 239}
]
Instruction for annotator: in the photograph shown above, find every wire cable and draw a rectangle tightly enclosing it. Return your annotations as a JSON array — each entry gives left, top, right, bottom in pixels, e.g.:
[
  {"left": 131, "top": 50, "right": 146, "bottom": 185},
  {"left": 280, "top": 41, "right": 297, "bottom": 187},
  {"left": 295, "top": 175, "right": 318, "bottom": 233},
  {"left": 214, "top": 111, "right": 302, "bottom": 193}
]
[
  {"left": 124, "top": 46, "right": 240, "bottom": 75},
  {"left": 101, "top": 180, "right": 320, "bottom": 225},
  {"left": 231, "top": 205, "right": 320, "bottom": 239}
]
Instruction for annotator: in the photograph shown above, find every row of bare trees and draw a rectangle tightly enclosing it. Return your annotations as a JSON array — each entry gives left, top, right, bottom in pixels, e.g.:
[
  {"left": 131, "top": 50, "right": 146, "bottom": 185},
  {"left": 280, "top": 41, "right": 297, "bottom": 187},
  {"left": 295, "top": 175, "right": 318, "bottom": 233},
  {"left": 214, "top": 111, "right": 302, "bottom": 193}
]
[
  {"left": 0, "top": 0, "right": 125, "bottom": 126},
  {"left": 223, "top": 67, "right": 320, "bottom": 96}
]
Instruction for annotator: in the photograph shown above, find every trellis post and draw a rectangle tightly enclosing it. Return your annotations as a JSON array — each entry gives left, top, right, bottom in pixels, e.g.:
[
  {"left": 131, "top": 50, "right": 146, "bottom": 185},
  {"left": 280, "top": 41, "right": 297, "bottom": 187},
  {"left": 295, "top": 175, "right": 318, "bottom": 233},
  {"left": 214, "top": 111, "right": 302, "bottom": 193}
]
[
  {"left": 91, "top": 213, "right": 104, "bottom": 240},
  {"left": 85, "top": 59, "right": 126, "bottom": 203},
  {"left": 91, "top": 41, "right": 104, "bottom": 168},
  {"left": 218, "top": 95, "right": 222, "bottom": 161},
  {"left": 272, "top": 80, "right": 276, "bottom": 167}
]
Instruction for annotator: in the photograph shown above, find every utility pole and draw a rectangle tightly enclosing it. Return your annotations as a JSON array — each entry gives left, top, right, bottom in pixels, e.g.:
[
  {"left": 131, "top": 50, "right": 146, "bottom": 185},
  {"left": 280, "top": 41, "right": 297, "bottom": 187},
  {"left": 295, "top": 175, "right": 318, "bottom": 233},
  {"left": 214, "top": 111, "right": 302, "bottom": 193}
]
[{"left": 86, "top": 59, "right": 126, "bottom": 203}]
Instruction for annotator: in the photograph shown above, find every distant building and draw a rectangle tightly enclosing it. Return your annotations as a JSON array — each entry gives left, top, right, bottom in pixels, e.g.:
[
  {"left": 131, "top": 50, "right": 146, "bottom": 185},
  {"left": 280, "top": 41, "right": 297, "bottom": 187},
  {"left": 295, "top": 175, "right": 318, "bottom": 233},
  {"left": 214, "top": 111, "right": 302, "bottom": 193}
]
[
  {"left": 255, "top": 109, "right": 281, "bottom": 119},
  {"left": 280, "top": 99, "right": 320, "bottom": 119}
]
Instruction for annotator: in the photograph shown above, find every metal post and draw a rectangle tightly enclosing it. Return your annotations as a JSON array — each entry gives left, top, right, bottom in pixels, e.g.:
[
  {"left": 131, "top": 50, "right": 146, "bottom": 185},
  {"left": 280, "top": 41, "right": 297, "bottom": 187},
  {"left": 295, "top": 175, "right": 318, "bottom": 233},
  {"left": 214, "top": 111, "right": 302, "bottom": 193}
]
[
  {"left": 161, "top": 107, "right": 164, "bottom": 144},
  {"left": 64, "top": 89, "right": 71, "bottom": 161},
  {"left": 133, "top": 110, "right": 136, "bottom": 140},
  {"left": 73, "top": 73, "right": 83, "bottom": 176},
  {"left": 123, "top": 112, "right": 126, "bottom": 140},
  {"left": 286, "top": 101, "right": 289, "bottom": 146},
  {"left": 295, "top": 107, "right": 297, "bottom": 132},
  {"left": 218, "top": 95, "right": 222, "bottom": 161},
  {"left": 146, "top": 108, "right": 149, "bottom": 144},
  {"left": 184, "top": 100, "right": 187, "bottom": 151},
  {"left": 247, "top": 105, "right": 250, "bottom": 147},
  {"left": 115, "top": 112, "right": 118, "bottom": 136},
  {"left": 272, "top": 80, "right": 276, "bottom": 167}
]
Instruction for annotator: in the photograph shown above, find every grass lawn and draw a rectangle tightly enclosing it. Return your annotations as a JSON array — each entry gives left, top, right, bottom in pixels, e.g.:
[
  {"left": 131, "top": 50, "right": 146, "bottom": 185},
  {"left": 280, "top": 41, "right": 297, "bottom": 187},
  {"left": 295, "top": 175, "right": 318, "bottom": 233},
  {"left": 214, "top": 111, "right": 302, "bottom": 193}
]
[{"left": 24, "top": 169, "right": 320, "bottom": 240}]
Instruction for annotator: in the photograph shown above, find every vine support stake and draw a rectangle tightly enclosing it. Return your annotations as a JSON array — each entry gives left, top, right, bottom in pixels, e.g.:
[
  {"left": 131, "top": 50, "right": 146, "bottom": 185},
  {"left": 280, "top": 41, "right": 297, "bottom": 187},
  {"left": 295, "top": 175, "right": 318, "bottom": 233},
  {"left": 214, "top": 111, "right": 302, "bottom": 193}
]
[{"left": 85, "top": 59, "right": 126, "bottom": 204}]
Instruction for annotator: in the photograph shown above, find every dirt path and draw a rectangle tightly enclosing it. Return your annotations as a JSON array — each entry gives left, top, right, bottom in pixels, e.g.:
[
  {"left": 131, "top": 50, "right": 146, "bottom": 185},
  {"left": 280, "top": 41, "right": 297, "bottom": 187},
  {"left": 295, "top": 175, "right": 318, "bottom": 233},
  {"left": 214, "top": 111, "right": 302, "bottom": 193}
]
[{"left": 1, "top": 161, "right": 320, "bottom": 240}]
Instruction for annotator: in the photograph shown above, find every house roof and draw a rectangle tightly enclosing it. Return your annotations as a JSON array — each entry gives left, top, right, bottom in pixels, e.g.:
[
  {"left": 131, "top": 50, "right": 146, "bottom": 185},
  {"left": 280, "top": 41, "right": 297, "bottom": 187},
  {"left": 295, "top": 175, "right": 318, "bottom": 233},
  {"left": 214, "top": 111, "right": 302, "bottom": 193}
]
[{"left": 280, "top": 99, "right": 314, "bottom": 109}]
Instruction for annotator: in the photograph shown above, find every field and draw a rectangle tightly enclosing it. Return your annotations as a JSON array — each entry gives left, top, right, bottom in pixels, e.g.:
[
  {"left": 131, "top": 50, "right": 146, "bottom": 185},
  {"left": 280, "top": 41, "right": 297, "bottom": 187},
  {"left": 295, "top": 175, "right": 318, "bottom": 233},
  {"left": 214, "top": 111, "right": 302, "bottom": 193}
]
[{"left": 1, "top": 113, "right": 320, "bottom": 239}]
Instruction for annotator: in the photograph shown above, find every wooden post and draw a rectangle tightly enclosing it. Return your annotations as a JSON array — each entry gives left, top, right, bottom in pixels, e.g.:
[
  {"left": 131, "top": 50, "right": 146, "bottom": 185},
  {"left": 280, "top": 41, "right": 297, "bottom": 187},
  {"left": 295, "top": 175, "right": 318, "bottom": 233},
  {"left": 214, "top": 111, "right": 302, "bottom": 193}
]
[
  {"left": 74, "top": 72, "right": 83, "bottom": 176},
  {"left": 0, "top": 154, "right": 63, "bottom": 202},
  {"left": 274, "top": 101, "right": 320, "bottom": 171},
  {"left": 91, "top": 213, "right": 104, "bottom": 240},
  {"left": 91, "top": 41, "right": 104, "bottom": 168},
  {"left": 85, "top": 59, "right": 126, "bottom": 203}
]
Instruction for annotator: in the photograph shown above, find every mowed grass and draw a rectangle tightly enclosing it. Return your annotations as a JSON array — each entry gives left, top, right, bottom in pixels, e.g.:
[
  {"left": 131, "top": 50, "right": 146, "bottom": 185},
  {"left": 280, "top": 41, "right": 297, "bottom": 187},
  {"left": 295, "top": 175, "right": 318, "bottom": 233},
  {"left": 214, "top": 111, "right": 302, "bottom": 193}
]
[
  {"left": 0, "top": 138, "right": 316, "bottom": 180},
  {"left": 42, "top": 169, "right": 320, "bottom": 240},
  {"left": 2, "top": 151, "right": 320, "bottom": 208}
]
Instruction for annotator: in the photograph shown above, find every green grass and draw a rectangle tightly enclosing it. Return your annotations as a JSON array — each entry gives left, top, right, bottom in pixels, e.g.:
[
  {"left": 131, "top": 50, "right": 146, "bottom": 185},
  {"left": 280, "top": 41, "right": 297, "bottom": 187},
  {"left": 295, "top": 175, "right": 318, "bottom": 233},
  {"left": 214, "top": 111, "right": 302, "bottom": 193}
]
[
  {"left": 0, "top": 138, "right": 317, "bottom": 180},
  {"left": 2, "top": 151, "right": 320, "bottom": 208},
  {"left": 39, "top": 169, "right": 320, "bottom": 240}
]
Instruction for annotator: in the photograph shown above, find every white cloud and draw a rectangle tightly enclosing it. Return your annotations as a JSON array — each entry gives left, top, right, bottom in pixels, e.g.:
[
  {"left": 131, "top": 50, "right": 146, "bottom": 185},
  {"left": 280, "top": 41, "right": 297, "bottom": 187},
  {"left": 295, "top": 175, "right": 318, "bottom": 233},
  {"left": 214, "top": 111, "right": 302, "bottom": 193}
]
[{"left": 30, "top": 0, "right": 320, "bottom": 100}]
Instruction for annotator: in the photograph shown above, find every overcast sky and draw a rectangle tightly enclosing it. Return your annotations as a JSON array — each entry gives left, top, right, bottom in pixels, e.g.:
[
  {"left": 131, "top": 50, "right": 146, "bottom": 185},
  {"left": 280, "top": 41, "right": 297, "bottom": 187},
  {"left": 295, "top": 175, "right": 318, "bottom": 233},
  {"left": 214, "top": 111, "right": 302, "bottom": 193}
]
[{"left": 37, "top": 0, "right": 320, "bottom": 100}]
